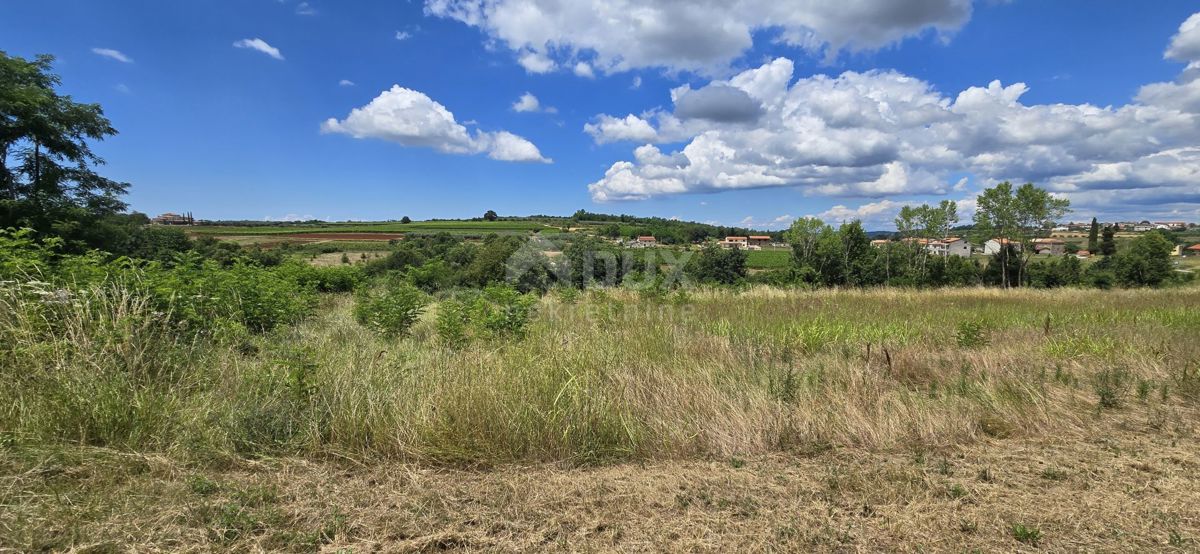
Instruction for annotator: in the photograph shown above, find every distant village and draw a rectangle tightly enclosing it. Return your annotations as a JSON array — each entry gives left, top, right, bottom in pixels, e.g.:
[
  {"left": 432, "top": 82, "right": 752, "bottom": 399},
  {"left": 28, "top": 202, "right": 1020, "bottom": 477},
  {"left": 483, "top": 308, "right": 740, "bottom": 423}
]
[{"left": 624, "top": 219, "right": 1200, "bottom": 259}]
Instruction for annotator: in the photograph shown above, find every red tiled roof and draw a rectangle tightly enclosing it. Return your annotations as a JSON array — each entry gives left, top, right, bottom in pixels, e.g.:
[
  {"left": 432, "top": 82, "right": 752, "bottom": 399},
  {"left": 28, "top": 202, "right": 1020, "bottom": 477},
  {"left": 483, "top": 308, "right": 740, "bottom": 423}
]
[
  {"left": 1187, "top": 244, "right": 1200, "bottom": 251},
  {"left": 637, "top": 236, "right": 656, "bottom": 241},
  {"left": 748, "top": 235, "right": 771, "bottom": 240}
]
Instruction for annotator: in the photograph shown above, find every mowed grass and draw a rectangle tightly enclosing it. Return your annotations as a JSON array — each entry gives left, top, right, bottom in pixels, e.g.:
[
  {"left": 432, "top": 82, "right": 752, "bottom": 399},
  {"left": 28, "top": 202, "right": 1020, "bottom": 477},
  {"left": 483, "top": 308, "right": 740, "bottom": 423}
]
[{"left": 188, "top": 219, "right": 572, "bottom": 236}]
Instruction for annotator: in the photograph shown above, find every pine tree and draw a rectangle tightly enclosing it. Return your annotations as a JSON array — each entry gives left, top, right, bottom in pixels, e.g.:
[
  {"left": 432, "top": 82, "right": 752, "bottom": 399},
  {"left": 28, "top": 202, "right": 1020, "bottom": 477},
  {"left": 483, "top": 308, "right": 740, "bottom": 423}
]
[
  {"left": 1087, "top": 217, "right": 1099, "bottom": 253},
  {"left": 1100, "top": 225, "right": 1117, "bottom": 256}
]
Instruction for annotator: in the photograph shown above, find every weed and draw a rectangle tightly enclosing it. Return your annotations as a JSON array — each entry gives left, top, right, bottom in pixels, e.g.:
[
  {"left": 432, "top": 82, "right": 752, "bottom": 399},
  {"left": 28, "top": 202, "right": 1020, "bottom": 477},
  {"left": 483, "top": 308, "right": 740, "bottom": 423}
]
[
  {"left": 947, "top": 483, "right": 968, "bottom": 499},
  {"left": 1137, "top": 379, "right": 1152, "bottom": 402},
  {"left": 1039, "top": 467, "right": 1068, "bottom": 481},
  {"left": 1093, "top": 368, "right": 1131, "bottom": 409},
  {"left": 1011, "top": 523, "right": 1042, "bottom": 546},
  {"left": 955, "top": 320, "right": 990, "bottom": 349},
  {"left": 187, "top": 474, "right": 219, "bottom": 496}
]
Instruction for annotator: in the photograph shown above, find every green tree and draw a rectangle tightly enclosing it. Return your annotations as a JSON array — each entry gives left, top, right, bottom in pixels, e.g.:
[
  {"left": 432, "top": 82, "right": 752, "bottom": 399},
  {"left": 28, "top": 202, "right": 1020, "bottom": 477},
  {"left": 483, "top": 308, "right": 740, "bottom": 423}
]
[
  {"left": 400, "top": 216, "right": 411, "bottom": 224},
  {"left": 785, "top": 217, "right": 825, "bottom": 269},
  {"left": 1087, "top": 217, "right": 1099, "bottom": 253},
  {"left": 689, "top": 243, "right": 746, "bottom": 285},
  {"left": 1100, "top": 225, "right": 1117, "bottom": 256},
  {"left": 1111, "top": 230, "right": 1174, "bottom": 287},
  {"left": 1, "top": 52, "right": 131, "bottom": 250},
  {"left": 483, "top": 210, "right": 499, "bottom": 221},
  {"left": 599, "top": 223, "right": 621, "bottom": 239},
  {"left": 974, "top": 182, "right": 1070, "bottom": 288}
]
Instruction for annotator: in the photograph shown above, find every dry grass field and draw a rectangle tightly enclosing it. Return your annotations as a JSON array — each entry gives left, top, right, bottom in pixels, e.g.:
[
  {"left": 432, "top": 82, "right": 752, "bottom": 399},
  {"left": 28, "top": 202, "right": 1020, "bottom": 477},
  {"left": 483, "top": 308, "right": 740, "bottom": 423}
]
[{"left": 3, "top": 286, "right": 1199, "bottom": 551}]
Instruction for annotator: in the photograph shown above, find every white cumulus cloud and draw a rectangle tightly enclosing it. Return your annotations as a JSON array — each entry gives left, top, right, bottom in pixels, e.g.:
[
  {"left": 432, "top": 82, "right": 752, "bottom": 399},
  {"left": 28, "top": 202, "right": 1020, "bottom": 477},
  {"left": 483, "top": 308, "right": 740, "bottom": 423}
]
[
  {"left": 424, "top": 0, "right": 974, "bottom": 75},
  {"left": 586, "top": 14, "right": 1200, "bottom": 213},
  {"left": 233, "top": 38, "right": 284, "bottom": 60},
  {"left": 322, "top": 85, "right": 550, "bottom": 163},
  {"left": 511, "top": 92, "right": 555, "bottom": 113}
]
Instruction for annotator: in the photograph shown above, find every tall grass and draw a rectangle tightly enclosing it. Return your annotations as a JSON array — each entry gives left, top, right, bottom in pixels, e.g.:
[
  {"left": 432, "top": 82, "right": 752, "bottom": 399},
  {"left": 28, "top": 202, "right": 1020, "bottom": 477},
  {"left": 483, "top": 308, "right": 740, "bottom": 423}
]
[{"left": 3, "top": 281, "right": 1198, "bottom": 465}]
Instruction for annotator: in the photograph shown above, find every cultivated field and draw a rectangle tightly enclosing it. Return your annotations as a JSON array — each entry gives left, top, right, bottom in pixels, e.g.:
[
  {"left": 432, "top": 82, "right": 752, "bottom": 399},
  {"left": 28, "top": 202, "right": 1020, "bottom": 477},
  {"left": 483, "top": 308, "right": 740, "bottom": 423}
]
[
  {"left": 188, "top": 219, "right": 568, "bottom": 237},
  {"left": 3, "top": 285, "right": 1198, "bottom": 551}
]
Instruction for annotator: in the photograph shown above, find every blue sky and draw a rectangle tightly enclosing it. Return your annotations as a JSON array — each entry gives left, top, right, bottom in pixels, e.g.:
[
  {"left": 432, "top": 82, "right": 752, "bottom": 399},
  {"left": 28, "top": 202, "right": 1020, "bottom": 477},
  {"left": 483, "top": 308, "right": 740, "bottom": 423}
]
[{"left": 3, "top": 0, "right": 1199, "bottom": 229}]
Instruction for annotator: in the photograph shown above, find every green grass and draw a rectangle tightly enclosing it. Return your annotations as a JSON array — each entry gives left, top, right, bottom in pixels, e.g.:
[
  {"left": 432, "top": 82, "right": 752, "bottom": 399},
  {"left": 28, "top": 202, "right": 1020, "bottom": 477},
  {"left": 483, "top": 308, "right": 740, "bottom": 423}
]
[
  {"left": 4, "top": 282, "right": 1198, "bottom": 466},
  {"left": 746, "top": 249, "right": 792, "bottom": 269}
]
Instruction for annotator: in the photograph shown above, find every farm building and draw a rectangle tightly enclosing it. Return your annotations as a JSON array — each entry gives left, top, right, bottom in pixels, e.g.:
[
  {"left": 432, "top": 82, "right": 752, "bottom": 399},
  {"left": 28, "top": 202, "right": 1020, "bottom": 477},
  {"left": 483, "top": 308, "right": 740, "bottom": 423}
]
[
  {"left": 719, "top": 236, "right": 749, "bottom": 249},
  {"left": 631, "top": 236, "right": 657, "bottom": 248},
  {"left": 1031, "top": 238, "right": 1067, "bottom": 255},
  {"left": 748, "top": 236, "right": 772, "bottom": 248},
  {"left": 983, "top": 238, "right": 1021, "bottom": 255},
  {"left": 1076, "top": 250, "right": 1091, "bottom": 259},
  {"left": 1186, "top": 244, "right": 1200, "bottom": 256},
  {"left": 152, "top": 212, "right": 194, "bottom": 225},
  {"left": 870, "top": 239, "right": 889, "bottom": 248}
]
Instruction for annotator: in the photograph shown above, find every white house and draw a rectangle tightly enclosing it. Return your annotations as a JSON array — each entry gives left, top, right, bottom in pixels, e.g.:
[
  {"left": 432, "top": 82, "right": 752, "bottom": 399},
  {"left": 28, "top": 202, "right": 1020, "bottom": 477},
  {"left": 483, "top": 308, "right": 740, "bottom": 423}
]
[
  {"left": 939, "top": 237, "right": 972, "bottom": 258},
  {"left": 983, "top": 238, "right": 1021, "bottom": 255},
  {"left": 905, "top": 237, "right": 972, "bottom": 257},
  {"left": 718, "top": 236, "right": 749, "bottom": 249}
]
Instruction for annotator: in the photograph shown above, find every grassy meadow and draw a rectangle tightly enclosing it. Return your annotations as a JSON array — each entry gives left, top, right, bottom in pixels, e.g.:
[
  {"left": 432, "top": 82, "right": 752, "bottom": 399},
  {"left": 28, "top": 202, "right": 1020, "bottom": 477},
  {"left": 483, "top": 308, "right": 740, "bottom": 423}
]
[{"left": 3, "top": 283, "right": 1199, "bottom": 550}]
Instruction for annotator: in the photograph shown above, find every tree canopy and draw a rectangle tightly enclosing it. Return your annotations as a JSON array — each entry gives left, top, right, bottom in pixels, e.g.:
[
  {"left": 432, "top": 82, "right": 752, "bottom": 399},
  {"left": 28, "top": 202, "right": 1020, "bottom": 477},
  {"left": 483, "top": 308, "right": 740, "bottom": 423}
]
[{"left": 1, "top": 51, "right": 132, "bottom": 251}]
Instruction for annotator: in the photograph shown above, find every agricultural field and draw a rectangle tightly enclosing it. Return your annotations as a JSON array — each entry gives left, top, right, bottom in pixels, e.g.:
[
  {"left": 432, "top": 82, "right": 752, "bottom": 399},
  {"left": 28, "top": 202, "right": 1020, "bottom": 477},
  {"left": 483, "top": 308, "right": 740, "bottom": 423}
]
[
  {"left": 746, "top": 248, "right": 792, "bottom": 269},
  {"left": 4, "top": 285, "right": 1199, "bottom": 551},
  {"left": 187, "top": 219, "right": 572, "bottom": 237}
]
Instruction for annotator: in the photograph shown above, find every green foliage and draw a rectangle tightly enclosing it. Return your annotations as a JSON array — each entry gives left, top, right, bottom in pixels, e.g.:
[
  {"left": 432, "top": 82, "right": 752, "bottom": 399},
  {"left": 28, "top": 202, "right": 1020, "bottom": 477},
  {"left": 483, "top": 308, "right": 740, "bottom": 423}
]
[
  {"left": 1108, "top": 230, "right": 1174, "bottom": 287},
  {"left": 435, "top": 285, "right": 538, "bottom": 344},
  {"left": 0, "top": 52, "right": 133, "bottom": 252},
  {"left": 1087, "top": 217, "right": 1099, "bottom": 253},
  {"left": 689, "top": 243, "right": 747, "bottom": 285},
  {"left": 1027, "top": 255, "right": 1083, "bottom": 288},
  {"left": 1011, "top": 523, "right": 1043, "bottom": 546},
  {"left": 954, "top": 320, "right": 989, "bottom": 349},
  {"left": 353, "top": 282, "right": 428, "bottom": 337},
  {"left": 1100, "top": 225, "right": 1117, "bottom": 256},
  {"left": 1093, "top": 367, "right": 1131, "bottom": 409}
]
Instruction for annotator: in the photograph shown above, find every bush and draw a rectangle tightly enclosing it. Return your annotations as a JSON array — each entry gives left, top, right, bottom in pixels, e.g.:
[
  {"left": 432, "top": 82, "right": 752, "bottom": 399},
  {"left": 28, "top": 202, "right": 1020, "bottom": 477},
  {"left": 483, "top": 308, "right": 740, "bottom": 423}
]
[
  {"left": 353, "top": 283, "right": 428, "bottom": 337},
  {"left": 434, "top": 284, "right": 538, "bottom": 344},
  {"left": 274, "top": 262, "right": 363, "bottom": 293},
  {"left": 1093, "top": 367, "right": 1131, "bottom": 409},
  {"left": 954, "top": 320, "right": 989, "bottom": 348},
  {"left": 689, "top": 243, "right": 747, "bottom": 285}
]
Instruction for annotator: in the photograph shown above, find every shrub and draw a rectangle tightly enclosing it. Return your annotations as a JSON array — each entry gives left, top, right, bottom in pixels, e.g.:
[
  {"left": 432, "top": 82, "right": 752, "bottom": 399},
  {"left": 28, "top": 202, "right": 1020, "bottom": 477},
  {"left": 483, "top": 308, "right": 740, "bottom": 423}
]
[
  {"left": 353, "top": 283, "right": 428, "bottom": 337},
  {"left": 434, "top": 285, "right": 538, "bottom": 344},
  {"left": 1093, "top": 367, "right": 1130, "bottom": 409},
  {"left": 474, "top": 285, "right": 539, "bottom": 338},
  {"left": 274, "top": 262, "right": 363, "bottom": 293},
  {"left": 954, "top": 320, "right": 989, "bottom": 348},
  {"left": 435, "top": 296, "right": 471, "bottom": 347}
]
